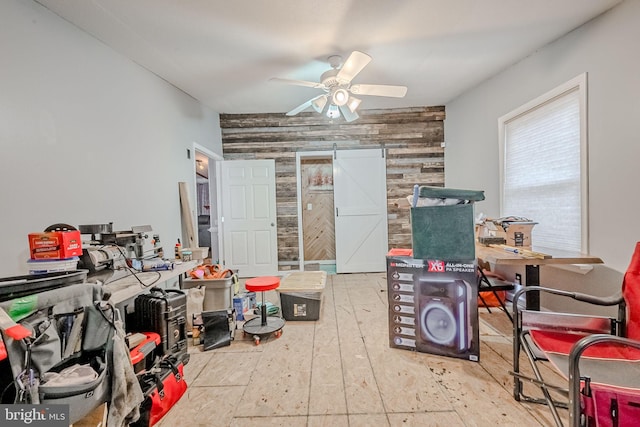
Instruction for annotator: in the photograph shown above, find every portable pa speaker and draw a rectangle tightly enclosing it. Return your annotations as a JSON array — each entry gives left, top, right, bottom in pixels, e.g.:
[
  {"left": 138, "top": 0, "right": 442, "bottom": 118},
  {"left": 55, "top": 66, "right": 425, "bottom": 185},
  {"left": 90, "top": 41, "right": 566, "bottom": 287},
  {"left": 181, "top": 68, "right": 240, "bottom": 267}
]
[{"left": 417, "top": 278, "right": 471, "bottom": 353}]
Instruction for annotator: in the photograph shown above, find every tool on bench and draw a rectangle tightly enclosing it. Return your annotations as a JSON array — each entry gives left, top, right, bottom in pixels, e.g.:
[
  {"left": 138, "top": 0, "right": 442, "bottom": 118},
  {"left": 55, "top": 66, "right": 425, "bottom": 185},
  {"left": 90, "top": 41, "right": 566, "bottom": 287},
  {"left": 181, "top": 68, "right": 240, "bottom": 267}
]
[
  {"left": 77, "top": 223, "right": 171, "bottom": 281},
  {"left": 492, "top": 244, "right": 550, "bottom": 259}
]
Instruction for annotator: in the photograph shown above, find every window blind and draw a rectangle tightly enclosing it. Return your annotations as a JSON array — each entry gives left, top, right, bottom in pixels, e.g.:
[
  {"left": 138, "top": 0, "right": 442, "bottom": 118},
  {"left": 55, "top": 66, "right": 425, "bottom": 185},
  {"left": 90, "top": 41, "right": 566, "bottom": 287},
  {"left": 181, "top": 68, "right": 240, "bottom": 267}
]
[{"left": 503, "top": 87, "right": 581, "bottom": 252}]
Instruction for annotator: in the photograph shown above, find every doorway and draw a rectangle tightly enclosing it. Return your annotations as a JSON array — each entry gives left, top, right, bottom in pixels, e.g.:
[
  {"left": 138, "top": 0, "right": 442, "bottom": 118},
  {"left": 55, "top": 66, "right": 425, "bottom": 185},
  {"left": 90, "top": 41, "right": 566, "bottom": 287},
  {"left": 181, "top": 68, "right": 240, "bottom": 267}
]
[
  {"left": 296, "top": 148, "right": 388, "bottom": 274},
  {"left": 193, "top": 144, "right": 222, "bottom": 263},
  {"left": 300, "top": 157, "right": 336, "bottom": 272}
]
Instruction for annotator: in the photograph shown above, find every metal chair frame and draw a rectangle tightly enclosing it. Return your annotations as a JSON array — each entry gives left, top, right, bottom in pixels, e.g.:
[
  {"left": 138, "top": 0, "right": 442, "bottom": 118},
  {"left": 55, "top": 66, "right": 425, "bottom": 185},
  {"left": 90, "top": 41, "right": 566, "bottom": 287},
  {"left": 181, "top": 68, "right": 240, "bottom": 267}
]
[
  {"left": 477, "top": 266, "right": 514, "bottom": 322},
  {"left": 511, "top": 285, "right": 626, "bottom": 426},
  {"left": 568, "top": 334, "right": 640, "bottom": 426}
]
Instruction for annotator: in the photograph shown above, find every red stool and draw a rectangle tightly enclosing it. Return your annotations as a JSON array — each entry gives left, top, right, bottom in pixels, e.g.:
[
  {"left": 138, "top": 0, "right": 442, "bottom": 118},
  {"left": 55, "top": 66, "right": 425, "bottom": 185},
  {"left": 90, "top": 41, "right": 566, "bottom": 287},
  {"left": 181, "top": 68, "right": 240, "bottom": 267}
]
[{"left": 243, "top": 276, "right": 285, "bottom": 345}]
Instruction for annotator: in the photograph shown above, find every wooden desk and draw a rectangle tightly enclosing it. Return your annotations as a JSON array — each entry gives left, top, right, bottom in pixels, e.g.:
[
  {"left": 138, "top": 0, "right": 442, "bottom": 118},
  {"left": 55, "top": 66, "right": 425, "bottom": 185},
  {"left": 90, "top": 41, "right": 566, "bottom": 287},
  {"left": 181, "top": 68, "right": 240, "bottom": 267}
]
[{"left": 476, "top": 244, "right": 603, "bottom": 310}]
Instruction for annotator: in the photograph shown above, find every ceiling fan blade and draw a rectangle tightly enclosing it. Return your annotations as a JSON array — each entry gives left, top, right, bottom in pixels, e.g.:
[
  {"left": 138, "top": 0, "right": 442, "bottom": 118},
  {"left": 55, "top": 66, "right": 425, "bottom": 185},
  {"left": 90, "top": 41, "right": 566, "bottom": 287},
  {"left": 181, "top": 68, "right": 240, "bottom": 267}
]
[
  {"left": 350, "top": 84, "right": 407, "bottom": 98},
  {"left": 286, "top": 98, "right": 315, "bottom": 116},
  {"left": 339, "top": 104, "right": 359, "bottom": 122},
  {"left": 286, "top": 95, "right": 329, "bottom": 116},
  {"left": 270, "top": 77, "right": 325, "bottom": 89},
  {"left": 336, "top": 51, "right": 372, "bottom": 84}
]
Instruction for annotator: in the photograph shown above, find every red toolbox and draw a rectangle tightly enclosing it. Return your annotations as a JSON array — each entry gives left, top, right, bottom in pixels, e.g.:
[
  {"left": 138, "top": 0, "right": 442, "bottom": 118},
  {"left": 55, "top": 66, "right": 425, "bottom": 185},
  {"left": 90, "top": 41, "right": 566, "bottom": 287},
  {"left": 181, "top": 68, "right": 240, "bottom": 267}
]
[
  {"left": 28, "top": 230, "right": 82, "bottom": 259},
  {"left": 129, "top": 332, "right": 161, "bottom": 374}
]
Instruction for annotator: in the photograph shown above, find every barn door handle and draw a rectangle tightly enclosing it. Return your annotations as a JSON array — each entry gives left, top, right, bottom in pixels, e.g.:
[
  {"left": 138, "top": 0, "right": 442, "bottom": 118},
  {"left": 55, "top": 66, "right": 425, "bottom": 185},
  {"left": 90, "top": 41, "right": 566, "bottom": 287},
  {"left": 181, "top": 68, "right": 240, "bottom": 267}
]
[{"left": 336, "top": 208, "right": 339, "bottom": 217}]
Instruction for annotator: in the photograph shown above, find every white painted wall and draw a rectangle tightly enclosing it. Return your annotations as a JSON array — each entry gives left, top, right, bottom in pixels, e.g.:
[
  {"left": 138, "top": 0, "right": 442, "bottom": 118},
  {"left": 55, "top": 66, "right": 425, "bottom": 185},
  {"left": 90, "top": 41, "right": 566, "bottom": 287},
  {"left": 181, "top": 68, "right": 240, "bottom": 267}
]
[
  {"left": 445, "top": 0, "right": 640, "bottom": 310},
  {"left": 0, "top": 0, "right": 223, "bottom": 276}
]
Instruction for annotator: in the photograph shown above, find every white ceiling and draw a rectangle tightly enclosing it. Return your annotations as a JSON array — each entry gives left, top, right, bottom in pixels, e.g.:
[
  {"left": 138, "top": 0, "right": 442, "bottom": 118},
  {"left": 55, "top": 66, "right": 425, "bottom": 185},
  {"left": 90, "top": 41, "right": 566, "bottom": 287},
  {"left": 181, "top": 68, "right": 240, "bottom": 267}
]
[{"left": 35, "top": 0, "right": 621, "bottom": 114}]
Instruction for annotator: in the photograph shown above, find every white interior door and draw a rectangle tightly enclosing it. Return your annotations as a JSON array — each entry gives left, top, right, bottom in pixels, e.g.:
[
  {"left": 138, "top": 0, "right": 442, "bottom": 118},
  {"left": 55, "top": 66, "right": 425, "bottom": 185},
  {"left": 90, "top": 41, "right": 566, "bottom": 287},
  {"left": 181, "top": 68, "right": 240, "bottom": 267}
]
[
  {"left": 220, "top": 159, "right": 278, "bottom": 277},
  {"left": 334, "top": 148, "right": 389, "bottom": 273}
]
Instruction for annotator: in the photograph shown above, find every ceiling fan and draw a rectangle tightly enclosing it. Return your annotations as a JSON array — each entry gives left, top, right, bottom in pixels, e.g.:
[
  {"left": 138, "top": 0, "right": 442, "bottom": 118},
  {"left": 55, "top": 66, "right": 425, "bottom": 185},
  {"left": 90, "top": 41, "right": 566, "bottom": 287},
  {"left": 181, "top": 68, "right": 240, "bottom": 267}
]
[{"left": 271, "top": 51, "right": 407, "bottom": 122}]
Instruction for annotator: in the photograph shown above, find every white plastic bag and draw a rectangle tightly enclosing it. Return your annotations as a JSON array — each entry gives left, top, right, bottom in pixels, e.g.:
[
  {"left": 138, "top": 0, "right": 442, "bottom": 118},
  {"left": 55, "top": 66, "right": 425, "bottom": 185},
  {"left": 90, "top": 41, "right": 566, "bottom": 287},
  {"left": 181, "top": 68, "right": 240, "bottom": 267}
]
[{"left": 186, "top": 286, "right": 205, "bottom": 331}]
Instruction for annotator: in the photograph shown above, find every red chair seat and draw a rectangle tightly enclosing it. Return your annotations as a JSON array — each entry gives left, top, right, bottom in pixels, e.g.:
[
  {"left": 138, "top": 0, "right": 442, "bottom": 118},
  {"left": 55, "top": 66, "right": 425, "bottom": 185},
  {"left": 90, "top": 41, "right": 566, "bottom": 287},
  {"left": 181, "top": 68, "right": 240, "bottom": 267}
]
[
  {"left": 530, "top": 330, "right": 640, "bottom": 390},
  {"left": 530, "top": 330, "right": 640, "bottom": 361}
]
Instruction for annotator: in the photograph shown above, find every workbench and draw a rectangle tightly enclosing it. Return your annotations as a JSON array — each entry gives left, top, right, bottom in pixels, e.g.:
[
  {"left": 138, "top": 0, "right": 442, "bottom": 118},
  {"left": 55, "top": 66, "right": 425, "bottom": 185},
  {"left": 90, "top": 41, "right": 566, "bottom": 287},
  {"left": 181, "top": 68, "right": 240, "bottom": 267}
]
[
  {"left": 103, "top": 260, "right": 197, "bottom": 304},
  {"left": 476, "top": 244, "right": 603, "bottom": 310}
]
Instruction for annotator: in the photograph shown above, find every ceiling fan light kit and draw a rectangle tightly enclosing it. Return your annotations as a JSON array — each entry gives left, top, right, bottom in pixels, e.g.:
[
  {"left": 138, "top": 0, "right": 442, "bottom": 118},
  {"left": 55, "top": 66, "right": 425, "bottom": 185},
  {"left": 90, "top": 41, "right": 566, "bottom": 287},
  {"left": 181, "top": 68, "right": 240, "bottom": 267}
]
[
  {"left": 272, "top": 50, "right": 407, "bottom": 122},
  {"left": 326, "top": 104, "right": 340, "bottom": 119},
  {"left": 331, "top": 88, "right": 349, "bottom": 106},
  {"left": 347, "top": 96, "right": 361, "bottom": 113},
  {"left": 311, "top": 96, "right": 327, "bottom": 113}
]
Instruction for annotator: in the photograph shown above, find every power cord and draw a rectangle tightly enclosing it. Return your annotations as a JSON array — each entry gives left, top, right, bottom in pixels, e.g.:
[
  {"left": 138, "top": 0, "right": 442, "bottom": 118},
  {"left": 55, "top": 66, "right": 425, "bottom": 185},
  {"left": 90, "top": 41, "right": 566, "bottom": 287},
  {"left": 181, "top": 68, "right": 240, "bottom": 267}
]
[{"left": 101, "top": 245, "right": 162, "bottom": 288}]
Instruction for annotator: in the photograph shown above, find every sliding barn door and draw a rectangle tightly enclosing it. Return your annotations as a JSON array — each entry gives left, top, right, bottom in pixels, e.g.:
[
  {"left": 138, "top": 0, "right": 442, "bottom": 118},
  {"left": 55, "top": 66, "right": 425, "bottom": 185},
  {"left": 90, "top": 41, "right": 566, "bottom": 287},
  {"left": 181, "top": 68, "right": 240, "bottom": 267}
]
[{"left": 333, "top": 149, "right": 388, "bottom": 273}]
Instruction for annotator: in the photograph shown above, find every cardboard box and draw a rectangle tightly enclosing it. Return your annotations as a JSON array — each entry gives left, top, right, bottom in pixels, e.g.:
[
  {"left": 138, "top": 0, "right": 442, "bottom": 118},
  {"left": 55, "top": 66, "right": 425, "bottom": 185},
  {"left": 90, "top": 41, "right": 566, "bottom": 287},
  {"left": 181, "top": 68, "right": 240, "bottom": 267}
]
[
  {"left": 387, "top": 255, "right": 479, "bottom": 361},
  {"left": 181, "top": 247, "right": 209, "bottom": 260},
  {"left": 28, "top": 230, "right": 82, "bottom": 260},
  {"left": 478, "top": 220, "right": 536, "bottom": 247},
  {"left": 232, "top": 291, "right": 256, "bottom": 321},
  {"left": 503, "top": 222, "right": 536, "bottom": 247}
]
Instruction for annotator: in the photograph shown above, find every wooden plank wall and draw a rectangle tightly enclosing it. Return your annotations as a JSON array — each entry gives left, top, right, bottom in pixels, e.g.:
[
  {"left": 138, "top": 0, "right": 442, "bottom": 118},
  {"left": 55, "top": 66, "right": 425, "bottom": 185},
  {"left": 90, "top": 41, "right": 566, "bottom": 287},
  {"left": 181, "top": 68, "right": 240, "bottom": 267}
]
[{"left": 220, "top": 106, "right": 445, "bottom": 271}]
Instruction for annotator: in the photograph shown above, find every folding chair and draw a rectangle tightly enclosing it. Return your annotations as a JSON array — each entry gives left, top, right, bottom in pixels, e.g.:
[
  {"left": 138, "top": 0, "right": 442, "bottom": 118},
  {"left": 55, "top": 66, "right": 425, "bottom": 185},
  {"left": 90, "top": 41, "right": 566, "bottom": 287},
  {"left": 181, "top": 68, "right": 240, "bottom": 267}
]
[
  {"left": 477, "top": 265, "right": 514, "bottom": 322},
  {"left": 511, "top": 241, "right": 640, "bottom": 427},
  {"left": 568, "top": 334, "right": 640, "bottom": 426}
]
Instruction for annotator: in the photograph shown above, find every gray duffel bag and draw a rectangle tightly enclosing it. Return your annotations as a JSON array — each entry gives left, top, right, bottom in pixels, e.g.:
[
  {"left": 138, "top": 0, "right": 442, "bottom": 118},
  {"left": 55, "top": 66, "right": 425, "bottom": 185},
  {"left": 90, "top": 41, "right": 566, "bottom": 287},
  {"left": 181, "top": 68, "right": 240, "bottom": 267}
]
[
  {"left": 1, "top": 284, "right": 115, "bottom": 424},
  {"left": 38, "top": 351, "right": 110, "bottom": 423}
]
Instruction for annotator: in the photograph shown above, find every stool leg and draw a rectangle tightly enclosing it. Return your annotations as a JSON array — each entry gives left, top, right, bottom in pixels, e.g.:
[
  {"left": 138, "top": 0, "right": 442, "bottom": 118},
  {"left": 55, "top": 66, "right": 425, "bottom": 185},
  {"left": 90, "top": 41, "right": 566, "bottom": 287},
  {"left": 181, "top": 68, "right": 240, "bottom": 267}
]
[{"left": 261, "top": 291, "right": 267, "bottom": 326}]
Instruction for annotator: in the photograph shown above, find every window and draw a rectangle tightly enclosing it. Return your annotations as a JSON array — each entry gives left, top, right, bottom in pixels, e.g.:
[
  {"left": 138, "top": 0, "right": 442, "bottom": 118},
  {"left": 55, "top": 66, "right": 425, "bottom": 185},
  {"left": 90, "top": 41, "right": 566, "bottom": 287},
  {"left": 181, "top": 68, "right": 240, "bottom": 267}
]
[{"left": 498, "top": 74, "right": 588, "bottom": 252}]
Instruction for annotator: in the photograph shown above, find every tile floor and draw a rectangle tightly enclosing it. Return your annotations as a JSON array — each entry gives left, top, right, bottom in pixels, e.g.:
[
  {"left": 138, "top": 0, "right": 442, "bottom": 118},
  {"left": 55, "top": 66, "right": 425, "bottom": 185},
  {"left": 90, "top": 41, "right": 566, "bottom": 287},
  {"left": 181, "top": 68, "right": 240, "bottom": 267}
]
[{"left": 157, "top": 273, "right": 568, "bottom": 427}]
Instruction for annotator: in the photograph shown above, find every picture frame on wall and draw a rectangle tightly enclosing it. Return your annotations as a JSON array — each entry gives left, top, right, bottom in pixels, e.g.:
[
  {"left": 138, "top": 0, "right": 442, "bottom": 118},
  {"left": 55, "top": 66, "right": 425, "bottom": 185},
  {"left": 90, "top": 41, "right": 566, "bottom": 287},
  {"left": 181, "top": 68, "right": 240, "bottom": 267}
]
[{"left": 306, "top": 164, "right": 333, "bottom": 191}]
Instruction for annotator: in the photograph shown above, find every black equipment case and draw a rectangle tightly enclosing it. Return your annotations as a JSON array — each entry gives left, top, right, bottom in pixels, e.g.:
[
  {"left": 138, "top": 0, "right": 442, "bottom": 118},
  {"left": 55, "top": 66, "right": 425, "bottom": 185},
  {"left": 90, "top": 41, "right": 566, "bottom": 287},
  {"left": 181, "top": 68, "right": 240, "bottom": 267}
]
[{"left": 133, "top": 288, "right": 187, "bottom": 359}]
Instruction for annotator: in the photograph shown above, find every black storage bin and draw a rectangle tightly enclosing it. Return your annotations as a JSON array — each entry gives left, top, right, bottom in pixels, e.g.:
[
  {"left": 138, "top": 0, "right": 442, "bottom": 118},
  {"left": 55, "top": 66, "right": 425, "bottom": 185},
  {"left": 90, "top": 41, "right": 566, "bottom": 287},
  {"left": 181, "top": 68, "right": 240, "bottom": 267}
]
[
  {"left": 277, "top": 272, "right": 326, "bottom": 321},
  {"left": 280, "top": 291, "right": 322, "bottom": 321}
]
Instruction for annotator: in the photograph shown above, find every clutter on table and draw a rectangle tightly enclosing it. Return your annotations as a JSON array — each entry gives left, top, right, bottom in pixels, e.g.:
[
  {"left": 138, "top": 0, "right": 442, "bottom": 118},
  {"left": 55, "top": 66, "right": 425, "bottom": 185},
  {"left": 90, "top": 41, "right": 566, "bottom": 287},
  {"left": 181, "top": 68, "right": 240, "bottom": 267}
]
[{"left": 477, "top": 216, "right": 537, "bottom": 247}]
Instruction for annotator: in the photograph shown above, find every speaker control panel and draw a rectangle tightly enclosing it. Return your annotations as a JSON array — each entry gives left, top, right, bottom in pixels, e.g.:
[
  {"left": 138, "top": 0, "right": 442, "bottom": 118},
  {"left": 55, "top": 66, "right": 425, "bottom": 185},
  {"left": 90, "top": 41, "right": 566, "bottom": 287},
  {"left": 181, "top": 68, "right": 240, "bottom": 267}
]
[{"left": 389, "top": 269, "right": 416, "bottom": 347}]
